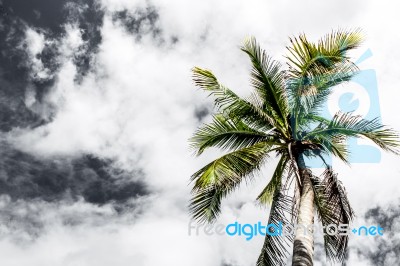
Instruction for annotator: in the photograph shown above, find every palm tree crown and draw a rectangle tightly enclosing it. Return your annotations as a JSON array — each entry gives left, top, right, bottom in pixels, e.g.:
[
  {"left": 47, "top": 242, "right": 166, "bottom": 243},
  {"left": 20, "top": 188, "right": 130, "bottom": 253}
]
[{"left": 188, "top": 29, "right": 399, "bottom": 266}]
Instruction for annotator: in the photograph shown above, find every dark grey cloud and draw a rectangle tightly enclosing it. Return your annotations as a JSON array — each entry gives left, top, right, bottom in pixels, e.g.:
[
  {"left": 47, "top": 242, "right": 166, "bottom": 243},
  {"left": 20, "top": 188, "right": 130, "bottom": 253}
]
[
  {"left": 64, "top": 1, "right": 104, "bottom": 80},
  {"left": 111, "top": 3, "right": 181, "bottom": 47},
  {"left": 0, "top": 195, "right": 145, "bottom": 244},
  {"left": 312, "top": 243, "right": 329, "bottom": 266},
  {"left": 112, "top": 5, "right": 161, "bottom": 41},
  {"left": 0, "top": 0, "right": 104, "bottom": 132},
  {"left": 221, "top": 263, "right": 235, "bottom": 266},
  {"left": 0, "top": 141, "right": 148, "bottom": 205},
  {"left": 0, "top": 75, "right": 46, "bottom": 131},
  {"left": 0, "top": 0, "right": 148, "bottom": 212},
  {"left": 0, "top": 140, "right": 148, "bottom": 243},
  {"left": 0, "top": 4, "right": 36, "bottom": 131},
  {"left": 194, "top": 105, "right": 210, "bottom": 123},
  {"left": 2, "top": 0, "right": 67, "bottom": 33},
  {"left": 0, "top": 1, "right": 149, "bottom": 243},
  {"left": 352, "top": 200, "right": 400, "bottom": 266},
  {"left": 2, "top": 0, "right": 102, "bottom": 35}
]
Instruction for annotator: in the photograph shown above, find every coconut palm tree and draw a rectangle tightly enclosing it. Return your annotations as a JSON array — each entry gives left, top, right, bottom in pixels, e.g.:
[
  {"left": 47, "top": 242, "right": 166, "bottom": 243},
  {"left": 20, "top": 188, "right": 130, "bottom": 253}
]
[{"left": 188, "top": 30, "right": 399, "bottom": 266}]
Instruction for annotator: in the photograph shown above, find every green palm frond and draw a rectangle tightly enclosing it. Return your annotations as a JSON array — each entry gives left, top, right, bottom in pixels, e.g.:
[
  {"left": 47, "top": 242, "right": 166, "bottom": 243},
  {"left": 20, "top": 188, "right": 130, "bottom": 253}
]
[
  {"left": 305, "top": 114, "right": 332, "bottom": 125},
  {"left": 312, "top": 134, "right": 349, "bottom": 164},
  {"left": 257, "top": 191, "right": 294, "bottom": 266},
  {"left": 189, "top": 141, "right": 273, "bottom": 223},
  {"left": 286, "top": 29, "right": 362, "bottom": 138},
  {"left": 286, "top": 29, "right": 363, "bottom": 78},
  {"left": 290, "top": 64, "right": 359, "bottom": 131},
  {"left": 189, "top": 184, "right": 226, "bottom": 224},
  {"left": 190, "top": 113, "right": 280, "bottom": 156},
  {"left": 257, "top": 155, "right": 288, "bottom": 205},
  {"left": 312, "top": 168, "right": 354, "bottom": 264},
  {"left": 192, "top": 67, "right": 279, "bottom": 132},
  {"left": 241, "top": 37, "right": 289, "bottom": 131},
  {"left": 305, "top": 112, "right": 400, "bottom": 154},
  {"left": 318, "top": 28, "right": 363, "bottom": 58}
]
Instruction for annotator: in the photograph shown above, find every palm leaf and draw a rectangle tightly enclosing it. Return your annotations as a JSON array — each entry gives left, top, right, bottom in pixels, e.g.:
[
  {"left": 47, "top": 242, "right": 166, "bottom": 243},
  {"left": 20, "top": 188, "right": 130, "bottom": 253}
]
[
  {"left": 312, "top": 168, "right": 354, "bottom": 264},
  {"left": 286, "top": 29, "right": 363, "bottom": 78},
  {"left": 241, "top": 37, "right": 289, "bottom": 130},
  {"left": 189, "top": 141, "right": 273, "bottom": 223},
  {"left": 190, "top": 113, "right": 279, "bottom": 155},
  {"left": 305, "top": 112, "right": 400, "bottom": 154},
  {"left": 257, "top": 191, "right": 294, "bottom": 266},
  {"left": 312, "top": 134, "right": 349, "bottom": 164},
  {"left": 286, "top": 29, "right": 361, "bottom": 138},
  {"left": 192, "top": 67, "right": 279, "bottom": 132},
  {"left": 290, "top": 64, "right": 359, "bottom": 129},
  {"left": 257, "top": 155, "right": 289, "bottom": 205}
]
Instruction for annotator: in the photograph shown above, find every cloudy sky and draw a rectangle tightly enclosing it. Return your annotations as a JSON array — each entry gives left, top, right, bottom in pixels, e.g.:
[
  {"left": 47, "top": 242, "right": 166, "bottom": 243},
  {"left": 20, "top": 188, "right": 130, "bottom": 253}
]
[{"left": 0, "top": 0, "right": 399, "bottom": 265}]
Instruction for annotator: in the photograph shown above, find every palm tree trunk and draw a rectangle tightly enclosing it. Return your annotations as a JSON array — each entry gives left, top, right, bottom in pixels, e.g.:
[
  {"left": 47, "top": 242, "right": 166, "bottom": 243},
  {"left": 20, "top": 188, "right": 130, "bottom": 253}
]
[{"left": 292, "top": 154, "right": 314, "bottom": 266}]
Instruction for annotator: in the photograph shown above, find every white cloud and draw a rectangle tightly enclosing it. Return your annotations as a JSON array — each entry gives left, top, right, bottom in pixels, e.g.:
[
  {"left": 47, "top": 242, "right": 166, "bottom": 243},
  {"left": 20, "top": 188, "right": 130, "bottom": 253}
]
[{"left": 23, "top": 28, "right": 52, "bottom": 80}]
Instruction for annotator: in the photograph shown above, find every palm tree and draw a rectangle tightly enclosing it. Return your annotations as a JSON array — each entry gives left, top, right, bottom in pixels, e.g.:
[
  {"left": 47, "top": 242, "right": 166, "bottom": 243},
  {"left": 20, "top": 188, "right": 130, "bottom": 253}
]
[{"left": 188, "top": 29, "right": 399, "bottom": 266}]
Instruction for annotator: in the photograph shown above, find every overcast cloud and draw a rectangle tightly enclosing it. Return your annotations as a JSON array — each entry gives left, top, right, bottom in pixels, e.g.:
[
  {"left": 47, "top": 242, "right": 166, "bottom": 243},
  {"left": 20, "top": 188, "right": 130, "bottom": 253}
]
[{"left": 0, "top": 0, "right": 399, "bottom": 265}]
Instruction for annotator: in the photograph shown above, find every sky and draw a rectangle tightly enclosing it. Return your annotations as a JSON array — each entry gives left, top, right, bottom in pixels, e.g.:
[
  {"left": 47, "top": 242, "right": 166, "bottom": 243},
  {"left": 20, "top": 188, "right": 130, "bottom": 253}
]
[{"left": 0, "top": 0, "right": 399, "bottom": 265}]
